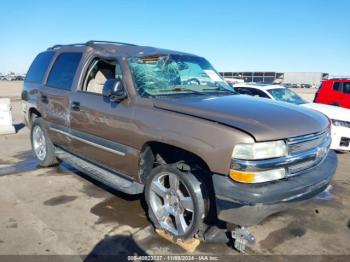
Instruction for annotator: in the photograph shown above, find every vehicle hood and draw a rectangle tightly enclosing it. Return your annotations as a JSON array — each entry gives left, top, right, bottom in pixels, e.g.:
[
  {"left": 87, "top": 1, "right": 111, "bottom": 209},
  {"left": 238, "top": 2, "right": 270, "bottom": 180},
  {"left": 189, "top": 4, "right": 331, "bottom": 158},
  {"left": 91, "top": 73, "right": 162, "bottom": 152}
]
[
  {"left": 301, "top": 103, "right": 350, "bottom": 122},
  {"left": 153, "top": 95, "right": 329, "bottom": 141}
]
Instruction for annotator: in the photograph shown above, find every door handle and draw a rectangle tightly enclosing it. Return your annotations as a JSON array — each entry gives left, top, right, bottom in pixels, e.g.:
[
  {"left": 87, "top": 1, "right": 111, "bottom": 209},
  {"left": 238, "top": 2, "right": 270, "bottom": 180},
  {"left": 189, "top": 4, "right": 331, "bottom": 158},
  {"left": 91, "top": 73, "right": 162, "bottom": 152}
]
[
  {"left": 41, "top": 95, "right": 48, "bottom": 104},
  {"left": 71, "top": 101, "right": 80, "bottom": 111}
]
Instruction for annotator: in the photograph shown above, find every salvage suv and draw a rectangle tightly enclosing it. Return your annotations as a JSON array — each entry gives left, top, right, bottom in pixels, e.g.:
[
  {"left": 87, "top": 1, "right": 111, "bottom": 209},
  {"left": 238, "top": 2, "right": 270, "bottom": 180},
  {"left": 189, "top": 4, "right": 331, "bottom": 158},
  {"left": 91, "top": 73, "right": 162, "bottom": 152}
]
[{"left": 22, "top": 41, "right": 337, "bottom": 251}]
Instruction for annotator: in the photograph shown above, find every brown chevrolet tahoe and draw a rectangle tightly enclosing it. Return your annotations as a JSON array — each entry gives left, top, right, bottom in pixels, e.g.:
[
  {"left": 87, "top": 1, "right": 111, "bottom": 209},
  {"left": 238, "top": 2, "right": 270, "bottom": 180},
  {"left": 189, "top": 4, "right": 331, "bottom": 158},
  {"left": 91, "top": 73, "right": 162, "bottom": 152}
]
[{"left": 22, "top": 41, "right": 337, "bottom": 251}]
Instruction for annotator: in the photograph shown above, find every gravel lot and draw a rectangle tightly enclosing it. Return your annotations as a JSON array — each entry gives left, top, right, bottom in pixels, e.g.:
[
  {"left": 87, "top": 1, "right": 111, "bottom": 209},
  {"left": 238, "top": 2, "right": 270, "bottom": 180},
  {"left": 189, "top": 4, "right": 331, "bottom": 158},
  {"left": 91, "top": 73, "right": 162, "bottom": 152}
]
[{"left": 0, "top": 81, "right": 349, "bottom": 260}]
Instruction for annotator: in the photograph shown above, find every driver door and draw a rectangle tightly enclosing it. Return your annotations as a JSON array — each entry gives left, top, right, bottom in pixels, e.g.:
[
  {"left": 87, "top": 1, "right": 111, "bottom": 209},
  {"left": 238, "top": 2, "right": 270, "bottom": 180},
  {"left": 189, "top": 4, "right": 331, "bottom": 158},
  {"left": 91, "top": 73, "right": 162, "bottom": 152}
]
[{"left": 68, "top": 58, "right": 134, "bottom": 177}]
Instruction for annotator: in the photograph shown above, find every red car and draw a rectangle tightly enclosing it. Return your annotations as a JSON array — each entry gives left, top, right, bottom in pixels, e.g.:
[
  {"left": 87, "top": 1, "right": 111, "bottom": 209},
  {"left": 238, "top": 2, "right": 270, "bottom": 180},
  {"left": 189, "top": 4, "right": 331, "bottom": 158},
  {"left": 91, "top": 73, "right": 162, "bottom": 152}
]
[{"left": 314, "top": 78, "right": 350, "bottom": 109}]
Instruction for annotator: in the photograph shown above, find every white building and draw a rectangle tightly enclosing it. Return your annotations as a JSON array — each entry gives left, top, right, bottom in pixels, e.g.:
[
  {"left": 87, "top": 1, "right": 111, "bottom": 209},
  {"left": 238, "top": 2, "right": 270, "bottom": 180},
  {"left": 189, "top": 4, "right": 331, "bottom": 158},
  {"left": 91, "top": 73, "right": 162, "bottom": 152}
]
[
  {"left": 220, "top": 71, "right": 329, "bottom": 85},
  {"left": 282, "top": 72, "right": 329, "bottom": 85}
]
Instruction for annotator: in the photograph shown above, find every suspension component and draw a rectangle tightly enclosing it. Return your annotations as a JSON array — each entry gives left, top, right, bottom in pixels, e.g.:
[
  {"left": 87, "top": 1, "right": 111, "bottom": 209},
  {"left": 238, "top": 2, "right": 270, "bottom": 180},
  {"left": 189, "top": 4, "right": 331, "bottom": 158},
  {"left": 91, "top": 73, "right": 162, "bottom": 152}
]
[{"left": 231, "top": 226, "right": 256, "bottom": 253}]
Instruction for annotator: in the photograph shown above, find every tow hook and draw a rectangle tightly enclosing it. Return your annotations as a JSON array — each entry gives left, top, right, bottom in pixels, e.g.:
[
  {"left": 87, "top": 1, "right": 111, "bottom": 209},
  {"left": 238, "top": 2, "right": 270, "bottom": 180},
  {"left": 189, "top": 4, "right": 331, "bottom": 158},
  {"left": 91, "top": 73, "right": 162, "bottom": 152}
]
[{"left": 231, "top": 226, "right": 256, "bottom": 253}]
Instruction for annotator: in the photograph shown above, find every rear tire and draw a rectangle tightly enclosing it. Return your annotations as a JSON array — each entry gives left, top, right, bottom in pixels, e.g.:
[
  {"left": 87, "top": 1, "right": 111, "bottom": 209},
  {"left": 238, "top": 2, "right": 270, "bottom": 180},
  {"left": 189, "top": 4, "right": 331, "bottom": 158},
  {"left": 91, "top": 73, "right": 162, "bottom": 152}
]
[
  {"left": 31, "top": 118, "right": 58, "bottom": 167},
  {"left": 145, "top": 164, "right": 206, "bottom": 240}
]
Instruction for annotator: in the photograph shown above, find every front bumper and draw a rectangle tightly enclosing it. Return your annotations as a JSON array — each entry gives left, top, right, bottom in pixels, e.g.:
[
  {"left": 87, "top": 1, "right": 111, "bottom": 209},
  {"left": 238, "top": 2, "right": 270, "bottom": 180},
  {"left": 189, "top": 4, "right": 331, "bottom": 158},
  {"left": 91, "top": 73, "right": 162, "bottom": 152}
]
[
  {"left": 212, "top": 150, "right": 337, "bottom": 226},
  {"left": 331, "top": 126, "right": 350, "bottom": 151},
  {"left": 22, "top": 101, "right": 30, "bottom": 127}
]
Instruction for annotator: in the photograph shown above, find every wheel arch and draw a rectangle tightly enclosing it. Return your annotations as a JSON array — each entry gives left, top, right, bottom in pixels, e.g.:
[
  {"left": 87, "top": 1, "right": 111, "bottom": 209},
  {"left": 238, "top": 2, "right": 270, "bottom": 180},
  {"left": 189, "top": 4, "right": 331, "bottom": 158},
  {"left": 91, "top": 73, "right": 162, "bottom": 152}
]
[
  {"left": 138, "top": 141, "right": 211, "bottom": 183},
  {"left": 140, "top": 141, "right": 219, "bottom": 233},
  {"left": 28, "top": 107, "right": 42, "bottom": 126}
]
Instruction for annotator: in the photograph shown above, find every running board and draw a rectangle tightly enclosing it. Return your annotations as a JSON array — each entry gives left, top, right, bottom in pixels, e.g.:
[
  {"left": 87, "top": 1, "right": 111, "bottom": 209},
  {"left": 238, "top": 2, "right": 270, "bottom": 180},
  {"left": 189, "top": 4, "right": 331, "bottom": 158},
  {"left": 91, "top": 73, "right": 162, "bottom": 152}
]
[{"left": 55, "top": 148, "right": 144, "bottom": 195}]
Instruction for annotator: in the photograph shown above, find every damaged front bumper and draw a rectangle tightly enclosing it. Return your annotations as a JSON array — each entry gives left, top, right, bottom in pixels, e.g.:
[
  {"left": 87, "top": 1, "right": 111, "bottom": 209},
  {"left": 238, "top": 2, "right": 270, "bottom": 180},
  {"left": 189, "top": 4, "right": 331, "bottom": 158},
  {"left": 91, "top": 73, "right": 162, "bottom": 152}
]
[{"left": 212, "top": 150, "right": 337, "bottom": 226}]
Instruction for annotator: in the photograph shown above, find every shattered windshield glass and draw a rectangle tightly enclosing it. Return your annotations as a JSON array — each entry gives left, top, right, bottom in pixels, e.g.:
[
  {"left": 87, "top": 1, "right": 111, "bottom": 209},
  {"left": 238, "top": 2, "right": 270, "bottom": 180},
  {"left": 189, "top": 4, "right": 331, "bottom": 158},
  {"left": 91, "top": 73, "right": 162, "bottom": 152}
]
[
  {"left": 128, "top": 54, "right": 235, "bottom": 97},
  {"left": 267, "top": 88, "right": 306, "bottom": 105}
]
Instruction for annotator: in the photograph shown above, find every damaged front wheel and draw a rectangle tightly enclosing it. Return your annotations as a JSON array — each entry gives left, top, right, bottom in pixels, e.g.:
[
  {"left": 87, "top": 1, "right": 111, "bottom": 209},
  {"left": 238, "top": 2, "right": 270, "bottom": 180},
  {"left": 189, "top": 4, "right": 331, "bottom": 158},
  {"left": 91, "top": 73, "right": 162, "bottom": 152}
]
[{"left": 145, "top": 164, "right": 206, "bottom": 240}]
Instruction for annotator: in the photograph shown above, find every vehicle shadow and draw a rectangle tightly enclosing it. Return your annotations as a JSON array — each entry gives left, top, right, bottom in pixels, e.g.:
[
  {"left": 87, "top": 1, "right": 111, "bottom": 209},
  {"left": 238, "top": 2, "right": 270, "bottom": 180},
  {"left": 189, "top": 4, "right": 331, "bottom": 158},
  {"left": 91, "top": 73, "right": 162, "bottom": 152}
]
[
  {"left": 335, "top": 150, "right": 347, "bottom": 154},
  {"left": 0, "top": 151, "right": 38, "bottom": 176},
  {"left": 85, "top": 235, "right": 149, "bottom": 262}
]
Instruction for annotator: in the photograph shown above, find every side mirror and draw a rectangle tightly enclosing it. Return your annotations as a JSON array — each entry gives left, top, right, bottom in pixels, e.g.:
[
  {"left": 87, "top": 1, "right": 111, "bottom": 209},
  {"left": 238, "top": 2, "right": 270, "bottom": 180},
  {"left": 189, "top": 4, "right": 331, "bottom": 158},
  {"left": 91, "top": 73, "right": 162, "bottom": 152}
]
[{"left": 102, "top": 79, "right": 127, "bottom": 102}]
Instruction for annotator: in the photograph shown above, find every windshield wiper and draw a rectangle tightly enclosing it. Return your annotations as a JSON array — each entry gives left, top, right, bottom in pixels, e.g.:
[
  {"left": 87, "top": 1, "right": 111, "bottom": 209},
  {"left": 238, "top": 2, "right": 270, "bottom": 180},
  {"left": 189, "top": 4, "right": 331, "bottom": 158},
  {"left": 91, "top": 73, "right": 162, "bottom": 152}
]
[
  {"left": 202, "top": 86, "right": 237, "bottom": 94},
  {"left": 159, "top": 87, "right": 207, "bottom": 95},
  {"left": 203, "top": 81, "right": 238, "bottom": 94}
]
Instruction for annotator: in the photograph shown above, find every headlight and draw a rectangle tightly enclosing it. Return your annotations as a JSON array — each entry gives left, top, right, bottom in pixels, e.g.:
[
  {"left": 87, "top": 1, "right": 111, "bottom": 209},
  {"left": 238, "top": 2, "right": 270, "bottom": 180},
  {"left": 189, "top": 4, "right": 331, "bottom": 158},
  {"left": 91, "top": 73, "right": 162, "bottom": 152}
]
[
  {"left": 332, "top": 119, "right": 350, "bottom": 128},
  {"left": 232, "top": 140, "right": 287, "bottom": 160},
  {"left": 230, "top": 140, "right": 288, "bottom": 183}
]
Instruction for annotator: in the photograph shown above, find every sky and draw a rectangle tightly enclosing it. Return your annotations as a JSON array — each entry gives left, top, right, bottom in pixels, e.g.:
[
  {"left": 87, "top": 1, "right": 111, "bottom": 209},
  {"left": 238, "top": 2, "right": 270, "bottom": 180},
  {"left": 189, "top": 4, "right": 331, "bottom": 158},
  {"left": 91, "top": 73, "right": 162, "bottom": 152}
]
[{"left": 0, "top": 0, "right": 349, "bottom": 75}]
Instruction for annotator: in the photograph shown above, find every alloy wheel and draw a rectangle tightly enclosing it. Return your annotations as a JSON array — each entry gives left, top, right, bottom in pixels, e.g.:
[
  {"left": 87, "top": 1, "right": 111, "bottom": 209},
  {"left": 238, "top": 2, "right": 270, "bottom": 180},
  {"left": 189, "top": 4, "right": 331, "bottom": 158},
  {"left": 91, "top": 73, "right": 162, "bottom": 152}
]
[
  {"left": 149, "top": 172, "right": 195, "bottom": 236},
  {"left": 32, "top": 125, "right": 47, "bottom": 161}
]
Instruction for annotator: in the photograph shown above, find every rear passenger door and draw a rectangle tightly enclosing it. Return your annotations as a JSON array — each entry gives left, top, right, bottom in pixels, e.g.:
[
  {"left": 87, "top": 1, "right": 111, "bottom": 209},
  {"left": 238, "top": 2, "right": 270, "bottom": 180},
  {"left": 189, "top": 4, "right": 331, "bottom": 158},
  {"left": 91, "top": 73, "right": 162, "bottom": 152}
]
[
  {"left": 331, "top": 82, "right": 343, "bottom": 106},
  {"left": 40, "top": 52, "right": 82, "bottom": 147}
]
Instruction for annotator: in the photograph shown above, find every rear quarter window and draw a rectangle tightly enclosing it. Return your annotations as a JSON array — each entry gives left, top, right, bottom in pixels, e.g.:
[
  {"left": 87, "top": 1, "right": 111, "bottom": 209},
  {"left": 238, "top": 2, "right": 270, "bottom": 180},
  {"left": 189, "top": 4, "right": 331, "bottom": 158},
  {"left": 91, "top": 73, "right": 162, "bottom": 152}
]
[
  {"left": 47, "top": 52, "right": 82, "bottom": 90},
  {"left": 333, "top": 82, "right": 342, "bottom": 92},
  {"left": 343, "top": 82, "right": 350, "bottom": 94},
  {"left": 25, "top": 52, "right": 55, "bottom": 83}
]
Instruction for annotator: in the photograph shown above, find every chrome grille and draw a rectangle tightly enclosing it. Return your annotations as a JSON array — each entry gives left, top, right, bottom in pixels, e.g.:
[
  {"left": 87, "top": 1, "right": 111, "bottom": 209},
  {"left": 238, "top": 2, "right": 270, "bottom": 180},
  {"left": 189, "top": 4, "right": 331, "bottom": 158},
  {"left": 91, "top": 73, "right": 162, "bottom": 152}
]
[
  {"left": 288, "top": 130, "right": 330, "bottom": 155},
  {"left": 286, "top": 129, "right": 331, "bottom": 176},
  {"left": 288, "top": 160, "right": 316, "bottom": 174}
]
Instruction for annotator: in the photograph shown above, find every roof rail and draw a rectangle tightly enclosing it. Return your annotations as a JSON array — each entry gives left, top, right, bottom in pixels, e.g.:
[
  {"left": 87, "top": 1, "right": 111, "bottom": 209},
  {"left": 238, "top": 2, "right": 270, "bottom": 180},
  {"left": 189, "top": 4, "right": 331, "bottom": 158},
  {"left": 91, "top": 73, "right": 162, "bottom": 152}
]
[
  {"left": 46, "top": 40, "right": 138, "bottom": 51},
  {"left": 47, "top": 44, "right": 64, "bottom": 50},
  {"left": 47, "top": 43, "right": 86, "bottom": 51},
  {"left": 86, "top": 40, "right": 137, "bottom": 47}
]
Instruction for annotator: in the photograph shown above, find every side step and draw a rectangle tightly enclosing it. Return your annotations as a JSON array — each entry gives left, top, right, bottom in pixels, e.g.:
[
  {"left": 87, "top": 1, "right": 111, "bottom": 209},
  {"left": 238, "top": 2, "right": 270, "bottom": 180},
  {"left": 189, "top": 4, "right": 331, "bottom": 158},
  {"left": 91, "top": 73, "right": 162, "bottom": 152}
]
[{"left": 55, "top": 148, "right": 144, "bottom": 195}]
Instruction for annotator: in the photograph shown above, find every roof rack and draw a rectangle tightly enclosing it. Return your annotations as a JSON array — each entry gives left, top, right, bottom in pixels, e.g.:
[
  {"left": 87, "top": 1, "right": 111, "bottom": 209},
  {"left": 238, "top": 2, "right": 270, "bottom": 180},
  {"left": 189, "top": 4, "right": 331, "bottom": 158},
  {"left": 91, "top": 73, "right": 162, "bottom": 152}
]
[
  {"left": 46, "top": 40, "right": 137, "bottom": 51},
  {"left": 86, "top": 40, "right": 137, "bottom": 47},
  {"left": 47, "top": 43, "right": 86, "bottom": 51}
]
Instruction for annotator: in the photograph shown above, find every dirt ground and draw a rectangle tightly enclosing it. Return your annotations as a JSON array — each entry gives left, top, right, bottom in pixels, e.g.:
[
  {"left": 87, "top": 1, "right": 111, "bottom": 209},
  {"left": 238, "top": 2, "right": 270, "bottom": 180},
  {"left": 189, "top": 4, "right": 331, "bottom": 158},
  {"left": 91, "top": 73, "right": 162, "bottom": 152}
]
[{"left": 0, "top": 81, "right": 349, "bottom": 260}]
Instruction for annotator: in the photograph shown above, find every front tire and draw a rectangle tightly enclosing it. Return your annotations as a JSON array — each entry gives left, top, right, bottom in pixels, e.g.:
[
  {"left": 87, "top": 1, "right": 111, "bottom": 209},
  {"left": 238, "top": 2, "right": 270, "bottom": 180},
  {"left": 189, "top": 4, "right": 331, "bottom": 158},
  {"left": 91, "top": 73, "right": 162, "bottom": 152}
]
[
  {"left": 31, "top": 118, "right": 58, "bottom": 167},
  {"left": 145, "top": 164, "right": 206, "bottom": 240}
]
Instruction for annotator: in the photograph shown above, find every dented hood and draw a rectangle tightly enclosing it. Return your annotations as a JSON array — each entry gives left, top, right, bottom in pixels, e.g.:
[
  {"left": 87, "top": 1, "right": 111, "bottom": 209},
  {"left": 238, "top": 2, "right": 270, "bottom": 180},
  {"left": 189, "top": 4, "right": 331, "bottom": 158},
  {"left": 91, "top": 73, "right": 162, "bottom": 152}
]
[{"left": 153, "top": 95, "right": 329, "bottom": 141}]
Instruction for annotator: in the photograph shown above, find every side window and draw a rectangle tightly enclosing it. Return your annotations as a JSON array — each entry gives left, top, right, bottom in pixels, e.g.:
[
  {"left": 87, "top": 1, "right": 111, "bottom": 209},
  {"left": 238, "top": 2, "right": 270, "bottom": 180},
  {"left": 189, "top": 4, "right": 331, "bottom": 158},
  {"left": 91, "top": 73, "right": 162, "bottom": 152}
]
[
  {"left": 343, "top": 82, "right": 350, "bottom": 94},
  {"left": 235, "top": 87, "right": 253, "bottom": 95},
  {"left": 83, "top": 59, "right": 121, "bottom": 94},
  {"left": 25, "top": 52, "right": 55, "bottom": 83},
  {"left": 333, "top": 82, "right": 342, "bottom": 92},
  {"left": 47, "top": 52, "right": 82, "bottom": 90},
  {"left": 250, "top": 88, "right": 269, "bottom": 98}
]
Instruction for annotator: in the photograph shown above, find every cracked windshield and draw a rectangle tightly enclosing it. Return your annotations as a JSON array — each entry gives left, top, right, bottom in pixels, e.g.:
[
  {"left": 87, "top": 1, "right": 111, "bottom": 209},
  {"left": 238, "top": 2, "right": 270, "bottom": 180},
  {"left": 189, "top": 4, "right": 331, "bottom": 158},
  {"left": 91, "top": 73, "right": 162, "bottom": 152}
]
[{"left": 128, "top": 54, "right": 235, "bottom": 97}]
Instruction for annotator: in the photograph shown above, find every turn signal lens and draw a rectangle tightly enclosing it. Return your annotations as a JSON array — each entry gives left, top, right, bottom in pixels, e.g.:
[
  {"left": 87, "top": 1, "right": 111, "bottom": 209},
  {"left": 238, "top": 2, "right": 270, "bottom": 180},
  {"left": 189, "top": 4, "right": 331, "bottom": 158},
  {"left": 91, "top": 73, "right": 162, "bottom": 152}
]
[
  {"left": 229, "top": 170, "right": 256, "bottom": 183},
  {"left": 229, "top": 168, "right": 286, "bottom": 183}
]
